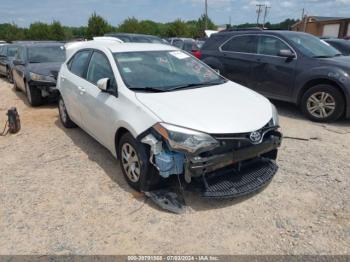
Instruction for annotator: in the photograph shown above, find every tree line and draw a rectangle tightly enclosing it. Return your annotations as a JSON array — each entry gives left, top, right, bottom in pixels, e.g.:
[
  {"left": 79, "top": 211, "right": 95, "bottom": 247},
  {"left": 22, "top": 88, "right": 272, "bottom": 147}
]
[{"left": 0, "top": 12, "right": 298, "bottom": 42}]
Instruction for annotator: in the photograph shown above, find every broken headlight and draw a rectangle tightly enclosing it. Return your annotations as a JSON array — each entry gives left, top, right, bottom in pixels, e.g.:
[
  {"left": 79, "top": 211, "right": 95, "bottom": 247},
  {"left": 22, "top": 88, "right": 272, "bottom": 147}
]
[{"left": 153, "top": 123, "right": 219, "bottom": 155}]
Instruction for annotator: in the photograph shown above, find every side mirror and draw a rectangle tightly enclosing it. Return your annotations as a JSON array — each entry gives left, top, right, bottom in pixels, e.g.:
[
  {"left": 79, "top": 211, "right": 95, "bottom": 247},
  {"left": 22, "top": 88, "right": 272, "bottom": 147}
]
[
  {"left": 13, "top": 59, "right": 25, "bottom": 66},
  {"left": 97, "top": 78, "right": 109, "bottom": 91},
  {"left": 278, "top": 49, "right": 296, "bottom": 59}
]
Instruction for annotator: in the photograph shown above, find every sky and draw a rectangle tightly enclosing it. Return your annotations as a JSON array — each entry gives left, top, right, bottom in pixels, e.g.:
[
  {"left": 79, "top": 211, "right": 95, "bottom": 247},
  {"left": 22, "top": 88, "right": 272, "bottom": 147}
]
[{"left": 1, "top": 0, "right": 350, "bottom": 27}]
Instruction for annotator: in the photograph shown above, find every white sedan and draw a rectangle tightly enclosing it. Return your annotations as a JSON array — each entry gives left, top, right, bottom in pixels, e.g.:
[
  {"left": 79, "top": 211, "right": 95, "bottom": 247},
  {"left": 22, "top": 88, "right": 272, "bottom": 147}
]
[{"left": 57, "top": 38, "right": 282, "bottom": 199}]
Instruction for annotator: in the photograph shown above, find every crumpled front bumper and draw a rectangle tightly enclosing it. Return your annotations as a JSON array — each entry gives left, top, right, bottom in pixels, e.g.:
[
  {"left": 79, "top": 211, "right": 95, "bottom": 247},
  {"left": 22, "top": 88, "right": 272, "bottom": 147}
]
[{"left": 186, "top": 134, "right": 282, "bottom": 177}]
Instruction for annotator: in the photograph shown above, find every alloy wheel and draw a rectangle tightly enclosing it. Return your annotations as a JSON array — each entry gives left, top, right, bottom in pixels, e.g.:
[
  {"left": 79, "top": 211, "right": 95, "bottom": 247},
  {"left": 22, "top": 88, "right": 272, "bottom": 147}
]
[
  {"left": 306, "top": 91, "right": 336, "bottom": 119},
  {"left": 121, "top": 143, "right": 141, "bottom": 183}
]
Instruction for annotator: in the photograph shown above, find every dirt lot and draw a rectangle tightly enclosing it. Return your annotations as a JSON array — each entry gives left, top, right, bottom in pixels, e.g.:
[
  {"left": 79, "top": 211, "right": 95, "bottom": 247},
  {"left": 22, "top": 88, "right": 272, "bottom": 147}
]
[{"left": 0, "top": 77, "right": 349, "bottom": 255}]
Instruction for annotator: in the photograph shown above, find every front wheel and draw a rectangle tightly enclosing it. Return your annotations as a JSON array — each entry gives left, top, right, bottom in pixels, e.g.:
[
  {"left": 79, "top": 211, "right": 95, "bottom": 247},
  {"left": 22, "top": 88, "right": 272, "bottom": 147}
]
[
  {"left": 301, "top": 84, "right": 345, "bottom": 122},
  {"left": 118, "top": 132, "right": 159, "bottom": 191},
  {"left": 6, "top": 68, "right": 13, "bottom": 83},
  {"left": 25, "top": 82, "right": 43, "bottom": 106}
]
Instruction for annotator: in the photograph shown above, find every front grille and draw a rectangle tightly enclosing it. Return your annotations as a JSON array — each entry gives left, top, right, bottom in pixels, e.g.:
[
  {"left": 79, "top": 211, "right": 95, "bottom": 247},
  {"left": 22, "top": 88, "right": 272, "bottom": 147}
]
[{"left": 201, "top": 158, "right": 278, "bottom": 198}]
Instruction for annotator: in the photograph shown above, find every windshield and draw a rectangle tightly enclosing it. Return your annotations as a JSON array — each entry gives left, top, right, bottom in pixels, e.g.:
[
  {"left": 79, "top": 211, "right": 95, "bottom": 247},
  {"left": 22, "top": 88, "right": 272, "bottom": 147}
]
[
  {"left": 114, "top": 50, "right": 224, "bottom": 91},
  {"left": 286, "top": 33, "right": 341, "bottom": 58},
  {"left": 28, "top": 45, "right": 66, "bottom": 63}
]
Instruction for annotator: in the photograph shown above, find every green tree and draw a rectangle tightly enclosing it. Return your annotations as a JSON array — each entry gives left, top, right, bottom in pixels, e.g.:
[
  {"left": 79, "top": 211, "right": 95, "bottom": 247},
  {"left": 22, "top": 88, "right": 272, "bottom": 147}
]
[
  {"left": 166, "top": 19, "right": 188, "bottom": 37},
  {"left": 86, "top": 12, "right": 111, "bottom": 39},
  {"left": 0, "top": 23, "right": 25, "bottom": 41},
  {"left": 195, "top": 14, "right": 216, "bottom": 38},
  {"left": 138, "top": 20, "right": 160, "bottom": 35},
  {"left": 27, "top": 22, "right": 50, "bottom": 40},
  {"left": 49, "top": 21, "right": 65, "bottom": 40},
  {"left": 117, "top": 17, "right": 140, "bottom": 33}
]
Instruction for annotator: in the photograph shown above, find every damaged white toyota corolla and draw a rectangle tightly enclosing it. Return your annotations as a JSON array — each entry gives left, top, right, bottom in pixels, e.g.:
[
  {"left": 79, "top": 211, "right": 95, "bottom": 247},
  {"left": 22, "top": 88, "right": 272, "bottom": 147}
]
[{"left": 57, "top": 39, "right": 282, "bottom": 211}]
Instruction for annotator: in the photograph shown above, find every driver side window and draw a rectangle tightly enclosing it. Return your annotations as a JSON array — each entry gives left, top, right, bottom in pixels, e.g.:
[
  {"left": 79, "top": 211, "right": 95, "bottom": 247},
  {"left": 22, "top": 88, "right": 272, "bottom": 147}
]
[{"left": 86, "top": 51, "right": 116, "bottom": 89}]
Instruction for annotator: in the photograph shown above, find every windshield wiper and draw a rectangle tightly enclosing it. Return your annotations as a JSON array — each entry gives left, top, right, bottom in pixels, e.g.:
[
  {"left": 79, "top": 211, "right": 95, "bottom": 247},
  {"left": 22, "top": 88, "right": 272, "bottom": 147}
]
[
  {"left": 167, "top": 80, "right": 227, "bottom": 92},
  {"left": 129, "top": 87, "right": 167, "bottom": 93}
]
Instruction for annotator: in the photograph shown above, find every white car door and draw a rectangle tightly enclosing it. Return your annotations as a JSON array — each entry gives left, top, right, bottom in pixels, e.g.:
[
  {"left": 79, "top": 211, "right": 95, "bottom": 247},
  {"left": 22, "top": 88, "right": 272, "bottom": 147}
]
[
  {"left": 60, "top": 50, "right": 92, "bottom": 125},
  {"left": 78, "top": 50, "right": 119, "bottom": 148}
]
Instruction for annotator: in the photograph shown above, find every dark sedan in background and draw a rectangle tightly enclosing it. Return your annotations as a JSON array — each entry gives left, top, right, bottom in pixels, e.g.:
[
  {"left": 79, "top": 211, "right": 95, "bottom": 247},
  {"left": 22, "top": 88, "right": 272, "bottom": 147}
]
[
  {"left": 12, "top": 41, "right": 66, "bottom": 106},
  {"left": 201, "top": 30, "right": 350, "bottom": 122},
  {"left": 104, "top": 33, "right": 167, "bottom": 44},
  {"left": 168, "top": 38, "right": 202, "bottom": 59},
  {"left": 0, "top": 44, "right": 19, "bottom": 83},
  {"left": 324, "top": 38, "right": 350, "bottom": 56}
]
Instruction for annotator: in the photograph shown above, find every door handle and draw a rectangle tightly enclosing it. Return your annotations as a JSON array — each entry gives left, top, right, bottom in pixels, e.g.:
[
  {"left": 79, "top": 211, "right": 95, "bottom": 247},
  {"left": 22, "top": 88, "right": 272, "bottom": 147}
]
[
  {"left": 78, "top": 86, "right": 86, "bottom": 94},
  {"left": 61, "top": 76, "right": 66, "bottom": 82}
]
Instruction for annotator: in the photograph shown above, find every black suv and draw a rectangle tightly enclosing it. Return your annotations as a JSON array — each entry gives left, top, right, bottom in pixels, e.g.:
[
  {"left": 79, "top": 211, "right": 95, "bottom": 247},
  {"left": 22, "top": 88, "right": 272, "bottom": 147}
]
[
  {"left": 12, "top": 41, "right": 66, "bottom": 106},
  {"left": 201, "top": 30, "right": 350, "bottom": 122}
]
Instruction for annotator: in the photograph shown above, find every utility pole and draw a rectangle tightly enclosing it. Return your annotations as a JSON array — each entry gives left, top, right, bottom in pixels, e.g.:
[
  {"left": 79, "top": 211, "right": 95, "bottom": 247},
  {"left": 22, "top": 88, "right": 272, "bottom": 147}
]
[
  {"left": 262, "top": 5, "right": 271, "bottom": 28},
  {"left": 256, "top": 4, "right": 264, "bottom": 27},
  {"left": 301, "top": 8, "right": 305, "bottom": 20},
  {"left": 205, "top": 0, "right": 208, "bottom": 30}
]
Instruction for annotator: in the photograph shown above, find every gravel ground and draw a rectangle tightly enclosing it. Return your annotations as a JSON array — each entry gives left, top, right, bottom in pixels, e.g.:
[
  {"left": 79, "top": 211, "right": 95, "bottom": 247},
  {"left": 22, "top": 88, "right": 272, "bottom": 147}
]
[{"left": 0, "top": 78, "right": 349, "bottom": 255}]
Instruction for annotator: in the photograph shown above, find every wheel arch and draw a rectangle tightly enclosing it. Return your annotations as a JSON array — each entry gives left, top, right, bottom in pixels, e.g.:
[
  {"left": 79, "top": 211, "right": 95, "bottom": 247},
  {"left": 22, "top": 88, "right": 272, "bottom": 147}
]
[
  {"left": 114, "top": 127, "right": 131, "bottom": 157},
  {"left": 297, "top": 78, "right": 346, "bottom": 107}
]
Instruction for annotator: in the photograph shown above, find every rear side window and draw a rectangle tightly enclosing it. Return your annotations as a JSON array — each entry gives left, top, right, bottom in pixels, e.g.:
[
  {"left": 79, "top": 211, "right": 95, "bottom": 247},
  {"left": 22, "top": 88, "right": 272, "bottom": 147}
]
[
  {"left": 173, "top": 40, "right": 184, "bottom": 49},
  {"left": 221, "top": 35, "right": 258, "bottom": 54},
  {"left": 183, "top": 42, "right": 194, "bottom": 52},
  {"left": 0, "top": 46, "right": 5, "bottom": 56},
  {"left": 86, "top": 51, "right": 116, "bottom": 89},
  {"left": 69, "top": 50, "right": 91, "bottom": 77},
  {"left": 8, "top": 46, "right": 18, "bottom": 57},
  {"left": 258, "top": 36, "right": 290, "bottom": 56}
]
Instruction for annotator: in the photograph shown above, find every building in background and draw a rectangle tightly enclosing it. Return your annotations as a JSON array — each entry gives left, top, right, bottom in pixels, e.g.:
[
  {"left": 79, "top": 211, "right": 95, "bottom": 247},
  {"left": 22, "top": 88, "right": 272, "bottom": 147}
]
[{"left": 291, "top": 16, "right": 350, "bottom": 38}]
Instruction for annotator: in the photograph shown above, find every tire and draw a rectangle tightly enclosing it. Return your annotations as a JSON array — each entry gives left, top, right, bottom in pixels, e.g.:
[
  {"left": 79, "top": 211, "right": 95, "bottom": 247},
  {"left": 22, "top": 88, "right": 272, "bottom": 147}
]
[
  {"left": 25, "top": 81, "right": 43, "bottom": 106},
  {"left": 6, "top": 67, "right": 13, "bottom": 83},
  {"left": 58, "top": 95, "right": 76, "bottom": 128},
  {"left": 301, "top": 84, "right": 345, "bottom": 122},
  {"left": 118, "top": 132, "right": 159, "bottom": 191}
]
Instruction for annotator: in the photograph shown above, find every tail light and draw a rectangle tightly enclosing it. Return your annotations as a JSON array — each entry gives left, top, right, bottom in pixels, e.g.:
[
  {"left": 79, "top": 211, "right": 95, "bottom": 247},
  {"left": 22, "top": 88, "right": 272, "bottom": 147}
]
[{"left": 192, "top": 50, "right": 202, "bottom": 59}]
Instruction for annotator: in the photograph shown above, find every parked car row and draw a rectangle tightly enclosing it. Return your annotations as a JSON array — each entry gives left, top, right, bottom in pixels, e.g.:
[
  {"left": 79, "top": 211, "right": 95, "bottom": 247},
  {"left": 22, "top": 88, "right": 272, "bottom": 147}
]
[{"left": 2, "top": 30, "right": 349, "bottom": 211}]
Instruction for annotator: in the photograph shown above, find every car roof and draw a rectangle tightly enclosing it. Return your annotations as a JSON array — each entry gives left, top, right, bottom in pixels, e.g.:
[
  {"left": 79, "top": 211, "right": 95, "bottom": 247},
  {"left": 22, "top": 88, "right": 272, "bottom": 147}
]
[
  {"left": 65, "top": 40, "right": 177, "bottom": 58},
  {"left": 216, "top": 29, "right": 307, "bottom": 37},
  {"left": 106, "top": 33, "right": 161, "bottom": 39},
  {"left": 13, "top": 41, "right": 65, "bottom": 47}
]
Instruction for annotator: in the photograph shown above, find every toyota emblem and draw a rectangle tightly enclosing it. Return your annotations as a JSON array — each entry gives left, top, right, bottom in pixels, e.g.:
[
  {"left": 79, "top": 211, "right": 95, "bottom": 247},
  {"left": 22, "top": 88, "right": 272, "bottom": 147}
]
[{"left": 250, "top": 131, "right": 262, "bottom": 144}]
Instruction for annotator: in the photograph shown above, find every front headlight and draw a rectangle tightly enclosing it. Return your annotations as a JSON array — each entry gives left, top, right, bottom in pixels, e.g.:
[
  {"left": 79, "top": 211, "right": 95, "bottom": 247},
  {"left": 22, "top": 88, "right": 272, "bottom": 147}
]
[
  {"left": 153, "top": 123, "right": 219, "bottom": 154},
  {"left": 271, "top": 104, "right": 279, "bottom": 126},
  {"left": 30, "top": 72, "right": 55, "bottom": 82}
]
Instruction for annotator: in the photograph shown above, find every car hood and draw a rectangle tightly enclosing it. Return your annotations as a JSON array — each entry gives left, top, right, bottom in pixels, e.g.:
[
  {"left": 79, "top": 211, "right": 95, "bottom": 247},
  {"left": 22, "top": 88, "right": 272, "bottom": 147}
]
[
  {"left": 135, "top": 81, "right": 273, "bottom": 134},
  {"left": 320, "top": 55, "right": 350, "bottom": 68},
  {"left": 27, "top": 62, "right": 63, "bottom": 78}
]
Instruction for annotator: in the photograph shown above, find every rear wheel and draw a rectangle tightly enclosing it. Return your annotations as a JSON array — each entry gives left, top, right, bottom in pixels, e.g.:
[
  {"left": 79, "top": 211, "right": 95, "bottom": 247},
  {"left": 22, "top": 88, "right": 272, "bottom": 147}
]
[
  {"left": 25, "top": 82, "right": 43, "bottom": 106},
  {"left": 58, "top": 96, "right": 76, "bottom": 128},
  {"left": 301, "top": 84, "right": 344, "bottom": 122}
]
